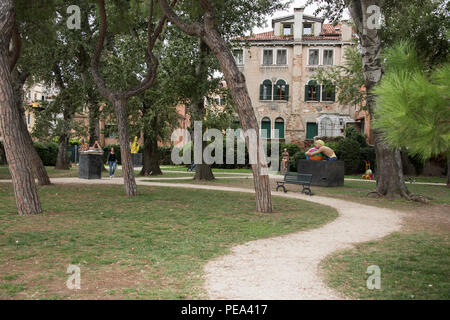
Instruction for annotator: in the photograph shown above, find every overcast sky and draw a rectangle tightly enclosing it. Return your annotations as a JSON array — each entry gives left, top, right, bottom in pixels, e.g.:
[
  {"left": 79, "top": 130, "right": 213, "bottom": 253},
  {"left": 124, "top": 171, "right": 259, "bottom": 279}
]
[{"left": 253, "top": 0, "right": 350, "bottom": 34}]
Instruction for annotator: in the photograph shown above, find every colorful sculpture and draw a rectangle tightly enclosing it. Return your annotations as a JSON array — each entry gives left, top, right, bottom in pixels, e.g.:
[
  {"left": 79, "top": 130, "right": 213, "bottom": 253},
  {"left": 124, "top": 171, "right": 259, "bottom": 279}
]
[
  {"left": 131, "top": 136, "right": 140, "bottom": 154},
  {"left": 306, "top": 147, "right": 324, "bottom": 161},
  {"left": 362, "top": 160, "right": 374, "bottom": 180}
]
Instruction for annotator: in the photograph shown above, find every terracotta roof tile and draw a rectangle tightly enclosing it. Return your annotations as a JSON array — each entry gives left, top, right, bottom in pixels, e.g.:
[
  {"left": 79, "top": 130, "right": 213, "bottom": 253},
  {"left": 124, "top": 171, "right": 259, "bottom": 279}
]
[{"left": 236, "top": 24, "right": 342, "bottom": 42}]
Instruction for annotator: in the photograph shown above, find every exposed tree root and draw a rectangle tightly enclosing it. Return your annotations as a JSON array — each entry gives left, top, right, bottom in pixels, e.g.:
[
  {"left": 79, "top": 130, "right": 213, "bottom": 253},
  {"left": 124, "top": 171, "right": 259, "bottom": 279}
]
[
  {"left": 366, "top": 190, "right": 432, "bottom": 203},
  {"left": 367, "top": 190, "right": 383, "bottom": 198}
]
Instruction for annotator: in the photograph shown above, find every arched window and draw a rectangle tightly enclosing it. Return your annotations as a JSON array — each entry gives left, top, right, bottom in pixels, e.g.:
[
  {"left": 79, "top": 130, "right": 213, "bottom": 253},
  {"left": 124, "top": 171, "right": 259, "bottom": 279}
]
[
  {"left": 261, "top": 117, "right": 271, "bottom": 139},
  {"left": 322, "top": 82, "right": 336, "bottom": 102},
  {"left": 259, "top": 80, "right": 272, "bottom": 101},
  {"left": 274, "top": 117, "right": 285, "bottom": 139},
  {"left": 305, "top": 80, "right": 320, "bottom": 101},
  {"left": 320, "top": 117, "right": 333, "bottom": 137},
  {"left": 274, "top": 80, "right": 289, "bottom": 101}
]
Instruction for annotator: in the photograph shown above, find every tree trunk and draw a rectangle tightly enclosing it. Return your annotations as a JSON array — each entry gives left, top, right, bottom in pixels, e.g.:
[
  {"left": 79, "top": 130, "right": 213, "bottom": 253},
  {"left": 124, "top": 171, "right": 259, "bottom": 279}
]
[
  {"left": 446, "top": 151, "right": 449, "bottom": 188},
  {"left": 140, "top": 136, "right": 162, "bottom": 176},
  {"left": 349, "top": 0, "right": 410, "bottom": 199},
  {"left": 194, "top": 140, "right": 214, "bottom": 180},
  {"left": 157, "top": 0, "right": 272, "bottom": 212},
  {"left": 0, "top": 1, "right": 42, "bottom": 214},
  {"left": 55, "top": 133, "right": 70, "bottom": 170},
  {"left": 203, "top": 34, "right": 272, "bottom": 212},
  {"left": 114, "top": 99, "right": 137, "bottom": 196},
  {"left": 12, "top": 70, "right": 51, "bottom": 185},
  {"left": 55, "top": 106, "right": 72, "bottom": 170},
  {"left": 88, "top": 100, "right": 100, "bottom": 145},
  {"left": 374, "top": 132, "right": 410, "bottom": 199}
]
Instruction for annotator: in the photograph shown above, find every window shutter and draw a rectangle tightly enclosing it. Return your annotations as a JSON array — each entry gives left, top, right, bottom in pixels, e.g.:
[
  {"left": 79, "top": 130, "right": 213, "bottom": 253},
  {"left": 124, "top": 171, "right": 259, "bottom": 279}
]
[
  {"left": 311, "top": 23, "right": 315, "bottom": 35},
  {"left": 280, "top": 23, "right": 284, "bottom": 36},
  {"left": 305, "top": 85, "right": 308, "bottom": 101},
  {"left": 331, "top": 86, "right": 336, "bottom": 102},
  {"left": 315, "top": 85, "right": 321, "bottom": 101},
  {"left": 260, "top": 84, "right": 264, "bottom": 100},
  {"left": 285, "top": 85, "right": 289, "bottom": 101}
]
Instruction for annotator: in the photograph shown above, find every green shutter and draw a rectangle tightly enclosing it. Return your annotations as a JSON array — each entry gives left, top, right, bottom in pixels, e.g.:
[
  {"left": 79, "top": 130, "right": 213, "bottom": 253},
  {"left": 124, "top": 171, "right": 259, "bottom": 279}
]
[
  {"left": 259, "top": 84, "right": 263, "bottom": 100},
  {"left": 315, "top": 85, "right": 321, "bottom": 101},
  {"left": 280, "top": 23, "right": 284, "bottom": 36},
  {"left": 331, "top": 85, "right": 336, "bottom": 102},
  {"left": 305, "top": 85, "right": 308, "bottom": 101},
  {"left": 285, "top": 84, "right": 289, "bottom": 101},
  {"left": 275, "top": 121, "right": 285, "bottom": 139},
  {"left": 261, "top": 120, "right": 271, "bottom": 139},
  {"left": 306, "top": 123, "right": 318, "bottom": 140}
]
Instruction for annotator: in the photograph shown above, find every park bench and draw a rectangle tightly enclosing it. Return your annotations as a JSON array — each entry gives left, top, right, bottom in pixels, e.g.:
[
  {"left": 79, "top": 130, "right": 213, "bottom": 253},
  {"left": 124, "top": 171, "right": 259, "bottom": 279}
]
[{"left": 276, "top": 173, "right": 313, "bottom": 195}]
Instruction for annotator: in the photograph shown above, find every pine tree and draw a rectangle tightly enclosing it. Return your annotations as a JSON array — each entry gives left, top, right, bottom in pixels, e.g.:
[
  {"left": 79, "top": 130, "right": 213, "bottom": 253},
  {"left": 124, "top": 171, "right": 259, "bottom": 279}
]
[{"left": 373, "top": 42, "right": 450, "bottom": 187}]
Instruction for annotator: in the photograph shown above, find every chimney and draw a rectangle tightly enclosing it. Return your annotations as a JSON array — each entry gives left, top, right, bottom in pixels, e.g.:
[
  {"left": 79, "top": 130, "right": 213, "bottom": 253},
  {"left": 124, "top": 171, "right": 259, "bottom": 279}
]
[{"left": 294, "top": 6, "right": 305, "bottom": 41}]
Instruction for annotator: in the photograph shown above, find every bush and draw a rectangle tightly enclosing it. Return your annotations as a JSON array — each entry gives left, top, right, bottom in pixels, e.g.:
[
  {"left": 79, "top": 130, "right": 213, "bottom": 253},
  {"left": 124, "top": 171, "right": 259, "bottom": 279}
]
[
  {"left": 158, "top": 146, "right": 173, "bottom": 165},
  {"left": 335, "top": 138, "right": 361, "bottom": 174},
  {"left": 289, "top": 151, "right": 306, "bottom": 172},
  {"left": 345, "top": 126, "right": 368, "bottom": 148},
  {"left": 0, "top": 141, "right": 6, "bottom": 165},
  {"left": 407, "top": 153, "right": 425, "bottom": 175},
  {"left": 34, "top": 141, "right": 59, "bottom": 166},
  {"left": 360, "top": 146, "right": 376, "bottom": 173},
  {"left": 281, "top": 143, "right": 302, "bottom": 157}
]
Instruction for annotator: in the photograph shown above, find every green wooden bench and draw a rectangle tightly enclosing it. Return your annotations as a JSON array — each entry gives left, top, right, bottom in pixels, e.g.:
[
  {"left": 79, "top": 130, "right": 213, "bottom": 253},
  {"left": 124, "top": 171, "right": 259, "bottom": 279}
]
[{"left": 276, "top": 173, "right": 313, "bottom": 195}]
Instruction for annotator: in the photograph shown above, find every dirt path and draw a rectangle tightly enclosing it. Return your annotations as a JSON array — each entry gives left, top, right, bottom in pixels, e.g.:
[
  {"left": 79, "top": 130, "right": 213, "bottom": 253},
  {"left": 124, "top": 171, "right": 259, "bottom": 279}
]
[{"left": 0, "top": 177, "right": 404, "bottom": 299}]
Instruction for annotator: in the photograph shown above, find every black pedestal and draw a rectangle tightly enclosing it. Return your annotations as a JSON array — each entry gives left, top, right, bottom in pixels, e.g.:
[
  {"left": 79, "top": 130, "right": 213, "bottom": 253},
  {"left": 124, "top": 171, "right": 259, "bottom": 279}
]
[
  {"left": 297, "top": 160, "right": 344, "bottom": 187},
  {"left": 79, "top": 151, "right": 103, "bottom": 179},
  {"left": 131, "top": 153, "right": 142, "bottom": 167}
]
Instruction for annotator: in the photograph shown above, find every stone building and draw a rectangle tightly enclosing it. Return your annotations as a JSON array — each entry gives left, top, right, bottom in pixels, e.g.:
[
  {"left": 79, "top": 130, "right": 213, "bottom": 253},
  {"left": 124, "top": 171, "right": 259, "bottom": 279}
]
[{"left": 233, "top": 6, "right": 358, "bottom": 146}]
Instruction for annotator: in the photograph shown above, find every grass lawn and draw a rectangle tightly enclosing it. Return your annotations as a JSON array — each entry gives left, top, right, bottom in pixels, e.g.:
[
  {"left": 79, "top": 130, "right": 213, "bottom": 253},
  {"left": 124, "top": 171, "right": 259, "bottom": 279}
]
[
  {"left": 161, "top": 165, "right": 253, "bottom": 174},
  {"left": 153, "top": 175, "right": 449, "bottom": 299},
  {"left": 320, "top": 232, "right": 450, "bottom": 300},
  {"left": 150, "top": 177, "right": 450, "bottom": 208},
  {"left": 0, "top": 165, "right": 145, "bottom": 180},
  {"left": 0, "top": 183, "right": 337, "bottom": 300},
  {"left": 345, "top": 174, "right": 447, "bottom": 184}
]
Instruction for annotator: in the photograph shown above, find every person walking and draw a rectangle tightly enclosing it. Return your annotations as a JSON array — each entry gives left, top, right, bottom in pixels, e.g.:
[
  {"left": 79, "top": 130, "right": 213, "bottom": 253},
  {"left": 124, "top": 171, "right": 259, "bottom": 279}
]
[{"left": 107, "top": 147, "right": 118, "bottom": 178}]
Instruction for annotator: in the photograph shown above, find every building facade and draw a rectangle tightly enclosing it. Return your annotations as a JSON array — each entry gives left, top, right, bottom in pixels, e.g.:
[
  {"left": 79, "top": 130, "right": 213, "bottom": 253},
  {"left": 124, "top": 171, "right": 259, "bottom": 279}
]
[{"left": 233, "top": 6, "right": 357, "bottom": 146}]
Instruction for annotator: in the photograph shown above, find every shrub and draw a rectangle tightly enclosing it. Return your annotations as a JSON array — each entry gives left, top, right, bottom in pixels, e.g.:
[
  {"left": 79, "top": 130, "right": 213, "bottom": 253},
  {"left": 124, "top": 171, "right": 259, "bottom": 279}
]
[
  {"left": 345, "top": 126, "right": 368, "bottom": 148},
  {"left": 335, "top": 138, "right": 361, "bottom": 174},
  {"left": 360, "top": 146, "right": 376, "bottom": 173},
  {"left": 407, "top": 153, "right": 425, "bottom": 175},
  {"left": 158, "top": 146, "right": 173, "bottom": 165},
  {"left": 34, "top": 141, "right": 59, "bottom": 166},
  {"left": 289, "top": 151, "right": 306, "bottom": 172},
  {"left": 0, "top": 141, "right": 6, "bottom": 165},
  {"left": 281, "top": 143, "right": 302, "bottom": 157}
]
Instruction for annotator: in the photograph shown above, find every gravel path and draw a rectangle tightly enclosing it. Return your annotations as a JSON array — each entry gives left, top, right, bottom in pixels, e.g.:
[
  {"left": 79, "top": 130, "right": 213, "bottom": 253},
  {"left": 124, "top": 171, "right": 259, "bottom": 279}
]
[{"left": 0, "top": 177, "right": 404, "bottom": 299}]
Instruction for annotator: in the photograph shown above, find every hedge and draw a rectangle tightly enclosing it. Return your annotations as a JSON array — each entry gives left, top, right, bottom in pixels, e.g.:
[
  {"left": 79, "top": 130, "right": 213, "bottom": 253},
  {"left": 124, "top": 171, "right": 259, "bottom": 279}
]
[
  {"left": 0, "top": 141, "right": 6, "bottom": 165},
  {"left": 34, "top": 141, "right": 59, "bottom": 166}
]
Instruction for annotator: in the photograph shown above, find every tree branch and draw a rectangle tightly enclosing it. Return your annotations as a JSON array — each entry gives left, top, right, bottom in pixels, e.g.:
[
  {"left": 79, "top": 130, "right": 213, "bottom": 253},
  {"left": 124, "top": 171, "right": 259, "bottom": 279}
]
[
  {"left": 91, "top": 0, "right": 176, "bottom": 101},
  {"left": 9, "top": 22, "right": 21, "bottom": 72},
  {"left": 90, "top": 0, "right": 113, "bottom": 101},
  {"left": 198, "top": 0, "right": 215, "bottom": 31},
  {"left": 157, "top": 0, "right": 204, "bottom": 36}
]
